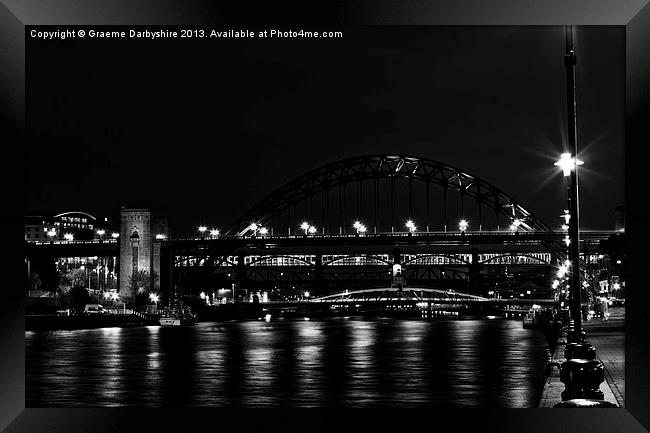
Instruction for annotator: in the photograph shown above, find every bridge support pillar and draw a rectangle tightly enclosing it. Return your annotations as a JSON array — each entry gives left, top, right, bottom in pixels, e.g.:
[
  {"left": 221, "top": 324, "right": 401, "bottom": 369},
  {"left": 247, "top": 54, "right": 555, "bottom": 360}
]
[
  {"left": 236, "top": 253, "right": 247, "bottom": 303},
  {"left": 469, "top": 248, "right": 481, "bottom": 295},
  {"left": 314, "top": 251, "right": 324, "bottom": 296},
  {"left": 159, "top": 245, "right": 173, "bottom": 303}
]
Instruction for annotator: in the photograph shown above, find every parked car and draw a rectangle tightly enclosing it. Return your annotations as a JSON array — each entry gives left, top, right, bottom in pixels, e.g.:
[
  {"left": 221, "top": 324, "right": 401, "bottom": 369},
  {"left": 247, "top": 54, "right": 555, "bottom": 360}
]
[{"left": 84, "top": 304, "right": 106, "bottom": 315}]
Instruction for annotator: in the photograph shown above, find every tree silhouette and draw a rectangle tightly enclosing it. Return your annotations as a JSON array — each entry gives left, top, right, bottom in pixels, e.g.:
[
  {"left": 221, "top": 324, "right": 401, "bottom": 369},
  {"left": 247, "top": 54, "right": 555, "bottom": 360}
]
[{"left": 128, "top": 270, "right": 159, "bottom": 309}]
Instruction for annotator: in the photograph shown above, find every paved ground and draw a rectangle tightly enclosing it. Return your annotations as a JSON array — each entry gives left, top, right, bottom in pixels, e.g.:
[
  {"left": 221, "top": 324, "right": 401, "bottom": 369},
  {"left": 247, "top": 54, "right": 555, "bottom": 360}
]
[
  {"left": 583, "top": 306, "right": 625, "bottom": 406},
  {"left": 539, "top": 306, "right": 625, "bottom": 407}
]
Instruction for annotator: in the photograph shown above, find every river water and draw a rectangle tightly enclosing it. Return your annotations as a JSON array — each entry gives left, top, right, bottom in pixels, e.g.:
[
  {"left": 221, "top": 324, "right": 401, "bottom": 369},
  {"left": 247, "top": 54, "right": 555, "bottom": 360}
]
[{"left": 26, "top": 317, "right": 550, "bottom": 407}]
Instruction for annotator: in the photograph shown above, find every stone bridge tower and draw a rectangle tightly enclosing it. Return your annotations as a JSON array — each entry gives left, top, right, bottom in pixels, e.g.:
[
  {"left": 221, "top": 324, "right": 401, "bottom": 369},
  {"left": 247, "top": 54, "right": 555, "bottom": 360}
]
[{"left": 119, "top": 208, "right": 169, "bottom": 298}]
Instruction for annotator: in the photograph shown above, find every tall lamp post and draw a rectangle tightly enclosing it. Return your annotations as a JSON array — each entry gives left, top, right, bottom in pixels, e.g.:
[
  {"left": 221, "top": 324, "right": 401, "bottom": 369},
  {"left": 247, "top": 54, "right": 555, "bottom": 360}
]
[
  {"left": 549, "top": 26, "right": 614, "bottom": 407},
  {"left": 555, "top": 25, "right": 584, "bottom": 342}
]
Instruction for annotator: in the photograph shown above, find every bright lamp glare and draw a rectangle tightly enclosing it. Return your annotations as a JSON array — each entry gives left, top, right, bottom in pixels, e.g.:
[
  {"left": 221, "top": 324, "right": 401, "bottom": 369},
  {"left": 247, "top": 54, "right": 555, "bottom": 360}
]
[
  {"left": 300, "top": 222, "right": 310, "bottom": 231},
  {"left": 405, "top": 220, "right": 416, "bottom": 231},
  {"left": 554, "top": 153, "right": 584, "bottom": 176}
]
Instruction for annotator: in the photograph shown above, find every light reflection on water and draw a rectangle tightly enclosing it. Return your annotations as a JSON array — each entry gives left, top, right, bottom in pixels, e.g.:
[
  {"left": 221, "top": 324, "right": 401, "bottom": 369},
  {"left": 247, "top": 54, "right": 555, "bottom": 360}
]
[{"left": 26, "top": 318, "right": 549, "bottom": 407}]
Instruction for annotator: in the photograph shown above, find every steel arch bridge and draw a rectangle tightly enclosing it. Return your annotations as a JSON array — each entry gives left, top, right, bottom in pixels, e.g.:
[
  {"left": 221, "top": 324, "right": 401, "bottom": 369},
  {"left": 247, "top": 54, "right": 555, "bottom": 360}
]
[
  {"left": 312, "top": 287, "right": 488, "bottom": 303},
  {"left": 225, "top": 154, "right": 551, "bottom": 237}
]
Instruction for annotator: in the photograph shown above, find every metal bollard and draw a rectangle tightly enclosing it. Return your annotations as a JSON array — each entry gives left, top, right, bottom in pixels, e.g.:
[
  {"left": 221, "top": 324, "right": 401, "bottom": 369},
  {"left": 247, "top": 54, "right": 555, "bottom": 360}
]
[
  {"left": 559, "top": 358, "right": 605, "bottom": 400},
  {"left": 565, "top": 342, "right": 596, "bottom": 360},
  {"left": 567, "top": 330, "right": 586, "bottom": 343}
]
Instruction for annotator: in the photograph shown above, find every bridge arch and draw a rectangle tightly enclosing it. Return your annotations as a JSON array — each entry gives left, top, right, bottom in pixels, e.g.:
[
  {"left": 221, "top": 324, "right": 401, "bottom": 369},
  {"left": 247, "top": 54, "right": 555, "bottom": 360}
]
[
  {"left": 225, "top": 154, "right": 550, "bottom": 236},
  {"left": 323, "top": 254, "right": 392, "bottom": 266},
  {"left": 479, "top": 252, "right": 552, "bottom": 265},
  {"left": 402, "top": 253, "right": 472, "bottom": 266}
]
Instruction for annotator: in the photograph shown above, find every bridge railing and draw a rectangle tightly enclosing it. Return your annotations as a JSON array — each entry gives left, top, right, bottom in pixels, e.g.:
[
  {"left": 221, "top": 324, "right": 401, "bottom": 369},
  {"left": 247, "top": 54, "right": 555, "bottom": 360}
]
[
  {"left": 28, "top": 239, "right": 118, "bottom": 246},
  {"left": 162, "top": 229, "right": 615, "bottom": 242}
]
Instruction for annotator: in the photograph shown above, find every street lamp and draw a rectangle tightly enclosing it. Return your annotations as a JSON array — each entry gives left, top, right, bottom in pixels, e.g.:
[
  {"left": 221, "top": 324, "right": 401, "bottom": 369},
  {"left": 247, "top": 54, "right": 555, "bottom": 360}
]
[
  {"left": 149, "top": 293, "right": 159, "bottom": 308},
  {"left": 554, "top": 153, "right": 583, "bottom": 177},
  {"left": 47, "top": 228, "right": 57, "bottom": 242},
  {"left": 308, "top": 226, "right": 317, "bottom": 235},
  {"left": 64, "top": 233, "right": 74, "bottom": 241},
  {"left": 458, "top": 219, "right": 468, "bottom": 232},
  {"left": 96, "top": 229, "right": 105, "bottom": 241},
  {"left": 405, "top": 219, "right": 417, "bottom": 233},
  {"left": 248, "top": 223, "right": 259, "bottom": 237},
  {"left": 210, "top": 228, "right": 220, "bottom": 238},
  {"left": 353, "top": 221, "right": 367, "bottom": 235},
  {"left": 259, "top": 227, "right": 268, "bottom": 236},
  {"left": 509, "top": 218, "right": 522, "bottom": 231},
  {"left": 198, "top": 226, "right": 207, "bottom": 237},
  {"left": 111, "top": 232, "right": 119, "bottom": 239}
]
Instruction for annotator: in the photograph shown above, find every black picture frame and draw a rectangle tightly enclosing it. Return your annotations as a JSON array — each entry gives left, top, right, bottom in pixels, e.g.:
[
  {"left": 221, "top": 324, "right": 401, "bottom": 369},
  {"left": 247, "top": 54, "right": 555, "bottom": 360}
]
[{"left": 2, "top": 1, "right": 649, "bottom": 432}]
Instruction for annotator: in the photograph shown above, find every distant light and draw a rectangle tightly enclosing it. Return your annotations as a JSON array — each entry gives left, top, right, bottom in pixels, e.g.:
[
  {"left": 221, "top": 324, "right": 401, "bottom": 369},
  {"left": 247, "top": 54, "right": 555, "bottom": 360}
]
[
  {"left": 405, "top": 219, "right": 417, "bottom": 232},
  {"left": 564, "top": 235, "right": 570, "bottom": 246},
  {"left": 111, "top": 292, "right": 119, "bottom": 301},
  {"left": 554, "top": 153, "right": 584, "bottom": 177},
  {"left": 210, "top": 229, "right": 220, "bottom": 237},
  {"left": 300, "top": 222, "right": 310, "bottom": 231},
  {"left": 96, "top": 229, "right": 106, "bottom": 236},
  {"left": 552, "top": 280, "right": 560, "bottom": 289},
  {"left": 155, "top": 234, "right": 166, "bottom": 240},
  {"left": 561, "top": 210, "right": 571, "bottom": 224},
  {"left": 308, "top": 226, "right": 317, "bottom": 234},
  {"left": 103, "top": 292, "right": 110, "bottom": 298},
  {"left": 249, "top": 223, "right": 258, "bottom": 231},
  {"left": 561, "top": 224, "right": 569, "bottom": 231},
  {"left": 259, "top": 227, "right": 268, "bottom": 235},
  {"left": 613, "top": 283, "right": 621, "bottom": 290},
  {"left": 353, "top": 221, "right": 361, "bottom": 229},
  {"left": 149, "top": 293, "right": 159, "bottom": 303},
  {"left": 64, "top": 233, "right": 74, "bottom": 241},
  {"left": 616, "top": 260, "right": 622, "bottom": 264},
  {"left": 459, "top": 219, "right": 468, "bottom": 232},
  {"left": 265, "top": 314, "right": 271, "bottom": 322},
  {"left": 198, "top": 226, "right": 207, "bottom": 233},
  {"left": 200, "top": 292, "right": 206, "bottom": 299},
  {"left": 111, "top": 232, "right": 120, "bottom": 238},
  {"left": 304, "top": 291, "right": 310, "bottom": 298}
]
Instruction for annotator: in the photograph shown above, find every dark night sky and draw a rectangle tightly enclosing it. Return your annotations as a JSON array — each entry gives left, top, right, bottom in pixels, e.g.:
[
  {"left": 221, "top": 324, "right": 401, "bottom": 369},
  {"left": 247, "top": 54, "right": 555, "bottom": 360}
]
[{"left": 26, "top": 26, "right": 625, "bottom": 235}]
